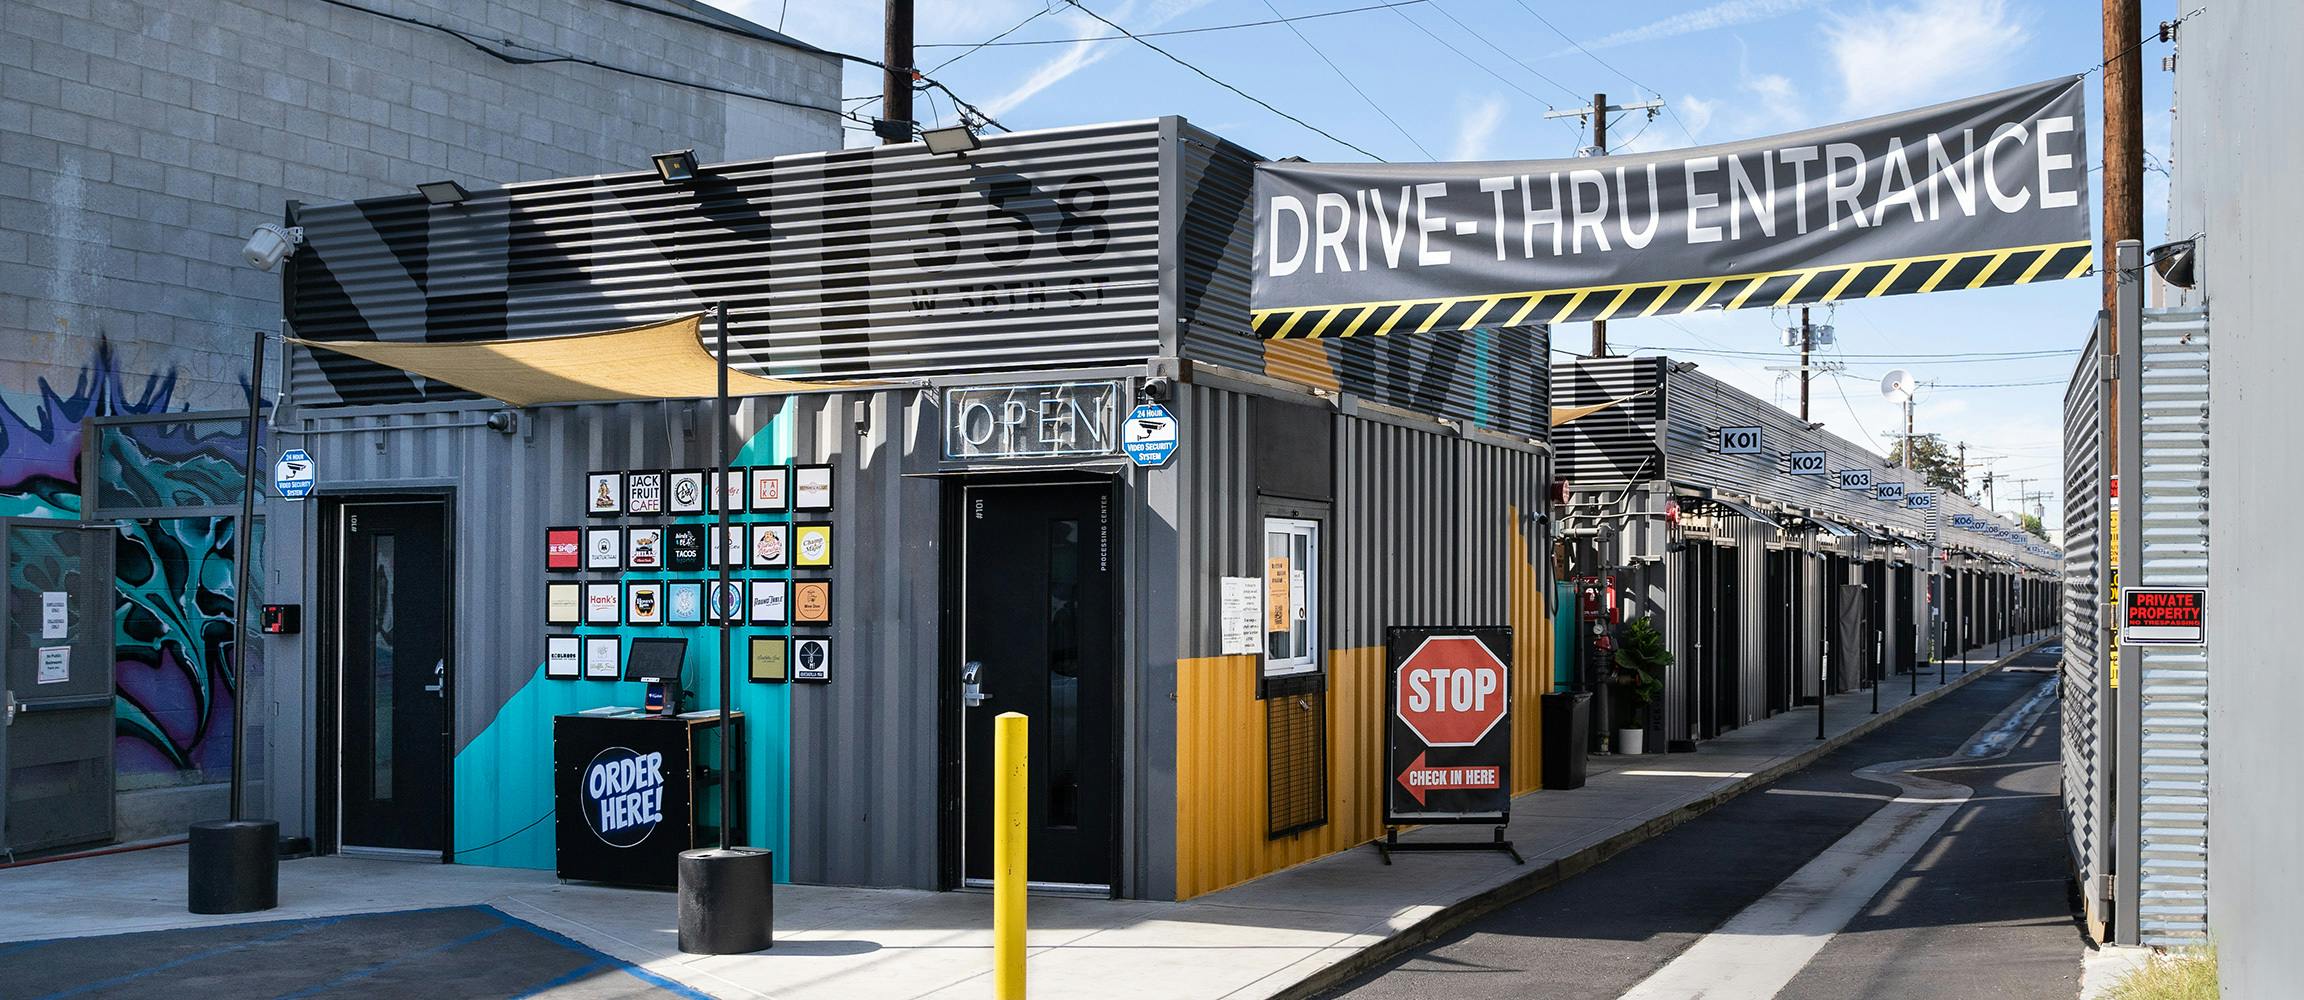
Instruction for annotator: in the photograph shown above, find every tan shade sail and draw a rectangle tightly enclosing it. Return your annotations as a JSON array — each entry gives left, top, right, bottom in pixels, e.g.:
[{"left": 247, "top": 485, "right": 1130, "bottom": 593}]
[
  {"left": 288, "top": 313, "right": 881, "bottom": 407},
  {"left": 1550, "top": 386, "right": 1660, "bottom": 427}
]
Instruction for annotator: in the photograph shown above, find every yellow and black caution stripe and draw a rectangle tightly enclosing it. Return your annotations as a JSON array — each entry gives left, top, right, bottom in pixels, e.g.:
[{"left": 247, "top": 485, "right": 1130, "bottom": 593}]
[{"left": 1252, "top": 240, "right": 2093, "bottom": 339}]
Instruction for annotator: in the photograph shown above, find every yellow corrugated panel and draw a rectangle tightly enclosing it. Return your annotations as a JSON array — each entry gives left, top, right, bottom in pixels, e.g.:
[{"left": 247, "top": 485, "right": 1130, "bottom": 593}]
[
  {"left": 1174, "top": 648, "right": 1383, "bottom": 899},
  {"left": 1508, "top": 504, "right": 1553, "bottom": 795},
  {"left": 1175, "top": 507, "right": 1553, "bottom": 899}
]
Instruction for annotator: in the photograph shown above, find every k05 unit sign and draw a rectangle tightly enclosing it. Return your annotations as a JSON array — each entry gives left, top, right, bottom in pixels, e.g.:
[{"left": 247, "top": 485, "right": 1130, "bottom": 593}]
[{"left": 1384, "top": 626, "right": 1512, "bottom": 824}]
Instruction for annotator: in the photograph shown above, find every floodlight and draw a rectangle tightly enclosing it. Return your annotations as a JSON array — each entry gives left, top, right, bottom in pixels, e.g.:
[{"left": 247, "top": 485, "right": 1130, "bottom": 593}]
[
  {"left": 2148, "top": 238, "right": 2197, "bottom": 289},
  {"left": 652, "top": 149, "right": 700, "bottom": 183},
  {"left": 417, "top": 180, "right": 469, "bottom": 206},
  {"left": 920, "top": 125, "right": 981, "bottom": 155}
]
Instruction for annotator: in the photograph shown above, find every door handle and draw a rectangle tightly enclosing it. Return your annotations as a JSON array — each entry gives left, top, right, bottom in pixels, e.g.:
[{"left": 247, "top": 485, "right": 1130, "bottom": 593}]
[
  {"left": 961, "top": 660, "right": 990, "bottom": 708},
  {"left": 3, "top": 688, "right": 14, "bottom": 727},
  {"left": 424, "top": 660, "right": 445, "bottom": 697}
]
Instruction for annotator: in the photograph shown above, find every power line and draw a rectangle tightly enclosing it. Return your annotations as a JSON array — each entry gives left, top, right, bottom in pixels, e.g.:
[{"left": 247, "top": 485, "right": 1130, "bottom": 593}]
[
  {"left": 1383, "top": 6, "right": 1582, "bottom": 139},
  {"left": 1260, "top": 0, "right": 1435, "bottom": 158},
  {"left": 1423, "top": 2, "right": 1580, "bottom": 101},
  {"left": 312, "top": 0, "right": 866, "bottom": 125},
  {"left": 1616, "top": 343, "right": 2079, "bottom": 362},
  {"left": 919, "top": 1, "right": 1431, "bottom": 47},
  {"left": 1065, "top": 0, "right": 1388, "bottom": 160},
  {"left": 1508, "top": 0, "right": 1698, "bottom": 145}
]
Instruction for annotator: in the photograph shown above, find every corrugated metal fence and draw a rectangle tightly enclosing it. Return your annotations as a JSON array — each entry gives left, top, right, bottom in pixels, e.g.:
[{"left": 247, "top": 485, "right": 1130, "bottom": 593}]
[
  {"left": 2062, "top": 322, "right": 2112, "bottom": 933},
  {"left": 2132, "top": 306, "right": 2211, "bottom": 946}
]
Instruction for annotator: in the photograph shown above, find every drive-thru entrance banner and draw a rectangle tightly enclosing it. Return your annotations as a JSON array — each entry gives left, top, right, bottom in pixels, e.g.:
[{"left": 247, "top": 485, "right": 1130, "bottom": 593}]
[
  {"left": 1252, "top": 76, "right": 2092, "bottom": 338},
  {"left": 1384, "top": 627, "right": 1513, "bottom": 824}
]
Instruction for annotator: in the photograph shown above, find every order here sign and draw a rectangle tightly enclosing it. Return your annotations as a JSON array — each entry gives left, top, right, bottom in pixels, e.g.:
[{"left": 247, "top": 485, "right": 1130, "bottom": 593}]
[
  {"left": 1384, "top": 627, "right": 1512, "bottom": 824},
  {"left": 2124, "top": 588, "right": 2206, "bottom": 645}
]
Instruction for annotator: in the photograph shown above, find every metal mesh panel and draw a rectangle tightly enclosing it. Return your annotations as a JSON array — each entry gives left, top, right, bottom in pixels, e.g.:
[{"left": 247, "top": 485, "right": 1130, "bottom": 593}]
[{"left": 1265, "top": 689, "right": 1327, "bottom": 838}]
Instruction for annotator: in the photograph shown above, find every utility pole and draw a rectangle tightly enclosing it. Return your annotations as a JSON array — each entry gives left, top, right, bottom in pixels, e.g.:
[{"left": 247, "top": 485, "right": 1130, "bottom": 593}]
[
  {"left": 1546, "top": 93, "right": 1663, "bottom": 358},
  {"left": 881, "top": 0, "right": 914, "bottom": 145},
  {"left": 2103, "top": 0, "right": 2142, "bottom": 320},
  {"left": 1956, "top": 441, "right": 1967, "bottom": 493},
  {"left": 1799, "top": 306, "right": 1812, "bottom": 423},
  {"left": 2103, "top": 0, "right": 2140, "bottom": 469}
]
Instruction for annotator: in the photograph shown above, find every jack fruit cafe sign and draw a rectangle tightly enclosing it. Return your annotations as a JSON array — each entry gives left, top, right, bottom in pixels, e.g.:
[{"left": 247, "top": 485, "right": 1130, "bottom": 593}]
[{"left": 1251, "top": 77, "right": 2092, "bottom": 339}]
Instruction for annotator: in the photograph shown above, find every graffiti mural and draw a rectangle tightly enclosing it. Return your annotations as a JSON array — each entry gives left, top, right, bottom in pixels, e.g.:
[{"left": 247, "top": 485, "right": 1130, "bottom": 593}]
[{"left": 1, "top": 339, "right": 252, "bottom": 785}]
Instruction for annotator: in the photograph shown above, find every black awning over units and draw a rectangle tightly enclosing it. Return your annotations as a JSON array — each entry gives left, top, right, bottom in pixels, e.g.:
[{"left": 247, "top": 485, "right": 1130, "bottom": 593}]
[{"left": 1681, "top": 495, "right": 1781, "bottom": 529}]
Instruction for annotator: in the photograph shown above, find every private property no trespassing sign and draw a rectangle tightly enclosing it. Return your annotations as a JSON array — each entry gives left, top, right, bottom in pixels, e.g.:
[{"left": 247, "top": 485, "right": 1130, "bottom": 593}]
[{"left": 2124, "top": 588, "right": 2205, "bottom": 645}]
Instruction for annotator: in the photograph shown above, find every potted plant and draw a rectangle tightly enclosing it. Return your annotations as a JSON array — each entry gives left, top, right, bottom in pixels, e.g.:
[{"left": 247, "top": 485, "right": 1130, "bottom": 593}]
[{"left": 1609, "top": 616, "right": 1670, "bottom": 755}]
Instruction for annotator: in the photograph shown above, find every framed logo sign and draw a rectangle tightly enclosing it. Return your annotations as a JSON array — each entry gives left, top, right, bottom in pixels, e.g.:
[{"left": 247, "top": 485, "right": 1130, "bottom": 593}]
[
  {"left": 666, "top": 582, "right": 704, "bottom": 626},
  {"left": 627, "top": 527, "right": 664, "bottom": 569},
  {"left": 749, "top": 466, "right": 788, "bottom": 512},
  {"left": 587, "top": 472, "right": 623, "bottom": 516},
  {"left": 626, "top": 471, "right": 664, "bottom": 514},
  {"left": 546, "top": 526, "right": 581, "bottom": 571},
  {"left": 586, "top": 528, "right": 622, "bottom": 570},
  {"left": 667, "top": 470, "right": 707, "bottom": 514}
]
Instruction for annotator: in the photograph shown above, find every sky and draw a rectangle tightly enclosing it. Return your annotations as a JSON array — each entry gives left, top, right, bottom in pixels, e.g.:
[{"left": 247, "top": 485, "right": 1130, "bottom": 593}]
[{"left": 728, "top": 0, "right": 2186, "bottom": 533}]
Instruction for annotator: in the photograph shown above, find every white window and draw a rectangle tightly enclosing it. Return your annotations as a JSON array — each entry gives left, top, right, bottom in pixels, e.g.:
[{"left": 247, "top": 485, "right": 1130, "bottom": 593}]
[{"left": 1263, "top": 516, "right": 1321, "bottom": 677}]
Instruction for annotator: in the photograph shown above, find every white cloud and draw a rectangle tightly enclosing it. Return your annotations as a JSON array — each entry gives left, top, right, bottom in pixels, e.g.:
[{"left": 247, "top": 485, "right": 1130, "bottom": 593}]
[
  {"left": 1825, "top": 0, "right": 2031, "bottom": 117},
  {"left": 982, "top": 23, "right": 1109, "bottom": 118},
  {"left": 1451, "top": 95, "right": 1508, "bottom": 161},
  {"left": 1574, "top": 0, "right": 1831, "bottom": 52},
  {"left": 1679, "top": 95, "right": 1719, "bottom": 136}
]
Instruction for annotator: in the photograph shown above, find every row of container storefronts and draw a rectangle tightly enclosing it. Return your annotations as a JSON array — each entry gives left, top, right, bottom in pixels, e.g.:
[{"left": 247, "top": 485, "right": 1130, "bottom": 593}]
[
  {"left": 1555, "top": 357, "right": 2060, "bottom": 750},
  {"left": 10, "top": 118, "right": 2053, "bottom": 904}
]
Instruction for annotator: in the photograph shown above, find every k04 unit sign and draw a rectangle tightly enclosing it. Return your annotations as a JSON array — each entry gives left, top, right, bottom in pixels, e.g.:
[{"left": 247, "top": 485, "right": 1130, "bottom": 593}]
[{"left": 1384, "top": 627, "right": 1512, "bottom": 824}]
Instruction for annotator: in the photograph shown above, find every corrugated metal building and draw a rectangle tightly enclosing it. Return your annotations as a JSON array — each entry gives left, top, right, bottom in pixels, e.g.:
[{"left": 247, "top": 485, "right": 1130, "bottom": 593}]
[
  {"left": 1555, "top": 356, "right": 2056, "bottom": 752},
  {"left": 244, "top": 118, "right": 1553, "bottom": 901}
]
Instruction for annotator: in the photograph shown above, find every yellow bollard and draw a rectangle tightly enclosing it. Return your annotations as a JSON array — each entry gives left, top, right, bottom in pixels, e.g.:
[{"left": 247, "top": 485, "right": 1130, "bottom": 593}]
[{"left": 994, "top": 711, "right": 1028, "bottom": 999}]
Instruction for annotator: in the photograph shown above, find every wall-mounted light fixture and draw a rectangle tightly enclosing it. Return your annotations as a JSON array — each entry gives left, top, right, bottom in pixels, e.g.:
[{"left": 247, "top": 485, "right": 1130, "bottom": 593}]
[
  {"left": 651, "top": 149, "right": 700, "bottom": 183},
  {"left": 417, "top": 180, "right": 470, "bottom": 206},
  {"left": 920, "top": 125, "right": 981, "bottom": 155}
]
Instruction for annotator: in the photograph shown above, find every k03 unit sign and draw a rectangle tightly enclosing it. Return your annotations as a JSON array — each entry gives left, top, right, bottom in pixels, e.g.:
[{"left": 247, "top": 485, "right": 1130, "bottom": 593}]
[{"left": 1384, "top": 626, "right": 1512, "bottom": 824}]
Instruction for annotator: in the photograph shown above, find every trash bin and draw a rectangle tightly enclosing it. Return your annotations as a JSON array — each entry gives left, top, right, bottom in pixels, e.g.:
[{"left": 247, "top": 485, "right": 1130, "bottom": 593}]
[{"left": 1540, "top": 691, "right": 1591, "bottom": 790}]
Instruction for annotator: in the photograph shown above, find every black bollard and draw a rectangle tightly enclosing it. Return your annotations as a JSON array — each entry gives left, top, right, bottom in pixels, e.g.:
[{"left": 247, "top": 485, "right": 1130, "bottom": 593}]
[
  {"left": 187, "top": 819, "right": 279, "bottom": 914},
  {"left": 678, "top": 847, "right": 774, "bottom": 955}
]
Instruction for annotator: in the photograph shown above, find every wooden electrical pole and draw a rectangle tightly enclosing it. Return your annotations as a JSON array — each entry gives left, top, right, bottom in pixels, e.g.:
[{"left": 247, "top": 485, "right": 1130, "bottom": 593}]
[
  {"left": 1545, "top": 93, "right": 1663, "bottom": 358},
  {"left": 1591, "top": 93, "right": 1608, "bottom": 359},
  {"left": 1799, "top": 305, "right": 1812, "bottom": 423},
  {"left": 882, "top": 0, "right": 914, "bottom": 145},
  {"left": 2103, "top": 0, "right": 2142, "bottom": 319}
]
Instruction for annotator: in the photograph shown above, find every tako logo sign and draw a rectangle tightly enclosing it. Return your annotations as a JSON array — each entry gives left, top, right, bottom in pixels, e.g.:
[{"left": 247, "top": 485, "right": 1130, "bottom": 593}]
[
  {"left": 1384, "top": 627, "right": 1513, "bottom": 824},
  {"left": 580, "top": 746, "right": 666, "bottom": 848}
]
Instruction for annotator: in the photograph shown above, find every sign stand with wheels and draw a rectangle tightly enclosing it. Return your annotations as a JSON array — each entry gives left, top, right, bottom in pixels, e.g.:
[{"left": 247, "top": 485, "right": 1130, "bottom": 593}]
[{"left": 1373, "top": 626, "right": 1523, "bottom": 865}]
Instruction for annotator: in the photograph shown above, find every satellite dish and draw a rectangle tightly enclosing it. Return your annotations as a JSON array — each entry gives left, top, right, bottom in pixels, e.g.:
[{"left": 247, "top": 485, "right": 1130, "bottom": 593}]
[{"left": 1880, "top": 369, "right": 1917, "bottom": 402}]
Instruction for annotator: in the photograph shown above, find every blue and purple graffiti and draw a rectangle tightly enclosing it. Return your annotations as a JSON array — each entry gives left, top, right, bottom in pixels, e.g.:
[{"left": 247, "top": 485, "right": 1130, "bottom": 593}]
[{"left": 2, "top": 340, "right": 250, "bottom": 784}]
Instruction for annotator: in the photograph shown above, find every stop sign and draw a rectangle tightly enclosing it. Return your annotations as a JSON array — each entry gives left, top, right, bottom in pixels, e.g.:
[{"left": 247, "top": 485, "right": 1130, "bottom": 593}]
[{"left": 1395, "top": 636, "right": 1509, "bottom": 747}]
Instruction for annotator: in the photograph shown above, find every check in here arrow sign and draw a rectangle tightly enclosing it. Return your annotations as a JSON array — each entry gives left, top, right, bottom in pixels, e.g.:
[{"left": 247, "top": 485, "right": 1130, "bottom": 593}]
[{"left": 1395, "top": 751, "right": 1502, "bottom": 806}]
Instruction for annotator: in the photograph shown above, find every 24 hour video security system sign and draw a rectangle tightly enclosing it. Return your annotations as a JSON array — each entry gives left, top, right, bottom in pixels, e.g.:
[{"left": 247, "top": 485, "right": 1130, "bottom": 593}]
[
  {"left": 1384, "top": 627, "right": 1512, "bottom": 825},
  {"left": 1251, "top": 77, "right": 2092, "bottom": 339}
]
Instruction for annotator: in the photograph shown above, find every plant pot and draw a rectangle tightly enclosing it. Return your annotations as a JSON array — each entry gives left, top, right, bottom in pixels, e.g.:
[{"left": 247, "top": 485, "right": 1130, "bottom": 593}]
[{"left": 1616, "top": 728, "right": 1645, "bottom": 755}]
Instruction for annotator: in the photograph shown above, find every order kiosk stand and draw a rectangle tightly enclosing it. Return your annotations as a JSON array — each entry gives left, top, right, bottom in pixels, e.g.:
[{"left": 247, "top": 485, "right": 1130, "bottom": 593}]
[{"left": 553, "top": 710, "right": 744, "bottom": 888}]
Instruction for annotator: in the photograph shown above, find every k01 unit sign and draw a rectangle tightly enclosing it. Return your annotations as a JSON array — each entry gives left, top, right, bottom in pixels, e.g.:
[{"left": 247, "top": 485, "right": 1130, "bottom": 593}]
[{"left": 1717, "top": 426, "right": 1764, "bottom": 455}]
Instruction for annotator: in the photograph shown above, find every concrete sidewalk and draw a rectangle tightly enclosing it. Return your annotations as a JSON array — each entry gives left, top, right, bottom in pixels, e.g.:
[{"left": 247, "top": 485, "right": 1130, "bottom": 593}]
[{"left": 0, "top": 635, "right": 2049, "bottom": 1000}]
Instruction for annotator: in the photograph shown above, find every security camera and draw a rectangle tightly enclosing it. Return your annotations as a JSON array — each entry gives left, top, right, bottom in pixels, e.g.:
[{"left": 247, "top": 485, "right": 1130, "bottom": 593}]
[
  {"left": 1138, "top": 376, "right": 1172, "bottom": 403},
  {"left": 242, "top": 223, "right": 305, "bottom": 272}
]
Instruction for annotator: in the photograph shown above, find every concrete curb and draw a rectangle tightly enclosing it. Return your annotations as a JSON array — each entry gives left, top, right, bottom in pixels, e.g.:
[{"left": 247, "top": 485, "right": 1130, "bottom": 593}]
[{"left": 1276, "top": 636, "right": 2053, "bottom": 1000}]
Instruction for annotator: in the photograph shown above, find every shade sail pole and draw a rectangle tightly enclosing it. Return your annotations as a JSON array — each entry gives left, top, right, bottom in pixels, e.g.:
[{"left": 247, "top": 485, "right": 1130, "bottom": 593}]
[
  {"left": 713, "top": 303, "right": 734, "bottom": 852},
  {"left": 229, "top": 327, "right": 264, "bottom": 822}
]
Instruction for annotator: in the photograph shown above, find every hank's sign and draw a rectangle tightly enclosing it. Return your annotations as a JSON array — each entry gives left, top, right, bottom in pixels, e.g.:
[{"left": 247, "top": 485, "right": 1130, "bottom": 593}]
[{"left": 1384, "top": 627, "right": 1513, "bottom": 823}]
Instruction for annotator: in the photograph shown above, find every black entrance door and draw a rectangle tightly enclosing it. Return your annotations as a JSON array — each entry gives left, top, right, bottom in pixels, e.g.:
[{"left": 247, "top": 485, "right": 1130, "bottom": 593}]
[
  {"left": 336, "top": 501, "right": 450, "bottom": 855},
  {"left": 961, "top": 481, "right": 1116, "bottom": 890}
]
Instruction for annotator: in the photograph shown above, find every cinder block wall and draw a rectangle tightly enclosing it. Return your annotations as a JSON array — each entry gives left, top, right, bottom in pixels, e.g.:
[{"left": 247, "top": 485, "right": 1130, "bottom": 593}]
[
  {"left": 0, "top": 0, "right": 840, "bottom": 841},
  {"left": 1, "top": 0, "right": 842, "bottom": 419}
]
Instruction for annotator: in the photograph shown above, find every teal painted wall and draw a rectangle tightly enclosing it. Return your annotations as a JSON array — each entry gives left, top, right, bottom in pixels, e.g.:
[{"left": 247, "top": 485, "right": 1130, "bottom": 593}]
[{"left": 451, "top": 403, "right": 797, "bottom": 881}]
